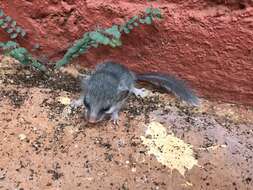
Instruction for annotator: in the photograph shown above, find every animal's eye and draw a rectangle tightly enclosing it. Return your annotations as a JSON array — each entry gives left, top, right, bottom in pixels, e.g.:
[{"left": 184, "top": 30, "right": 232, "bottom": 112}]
[
  {"left": 101, "top": 107, "right": 110, "bottom": 113},
  {"left": 83, "top": 99, "right": 90, "bottom": 108}
]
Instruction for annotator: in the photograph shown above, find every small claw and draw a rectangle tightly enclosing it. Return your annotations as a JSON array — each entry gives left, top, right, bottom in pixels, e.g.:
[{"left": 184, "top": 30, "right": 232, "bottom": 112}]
[
  {"left": 70, "top": 102, "right": 77, "bottom": 109},
  {"left": 70, "top": 99, "right": 83, "bottom": 109},
  {"left": 112, "top": 119, "right": 119, "bottom": 126},
  {"left": 111, "top": 111, "right": 120, "bottom": 126},
  {"left": 132, "top": 87, "right": 149, "bottom": 98}
]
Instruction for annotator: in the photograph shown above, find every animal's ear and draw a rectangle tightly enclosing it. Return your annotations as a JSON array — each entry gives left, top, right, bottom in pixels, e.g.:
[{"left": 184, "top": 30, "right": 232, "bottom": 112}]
[
  {"left": 78, "top": 73, "right": 90, "bottom": 81},
  {"left": 80, "top": 76, "right": 90, "bottom": 93}
]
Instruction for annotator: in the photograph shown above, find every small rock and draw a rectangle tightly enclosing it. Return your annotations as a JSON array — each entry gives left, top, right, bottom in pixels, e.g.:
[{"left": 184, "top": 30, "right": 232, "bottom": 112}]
[
  {"left": 58, "top": 97, "right": 71, "bottom": 105},
  {"left": 18, "top": 134, "right": 27, "bottom": 141},
  {"left": 0, "top": 169, "right": 6, "bottom": 180},
  {"left": 62, "top": 106, "right": 72, "bottom": 117}
]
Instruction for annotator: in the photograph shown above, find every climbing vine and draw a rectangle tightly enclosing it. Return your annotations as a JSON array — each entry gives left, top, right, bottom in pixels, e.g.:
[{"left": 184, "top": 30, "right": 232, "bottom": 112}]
[
  {"left": 0, "top": 8, "right": 47, "bottom": 71},
  {"left": 55, "top": 7, "right": 162, "bottom": 69},
  {"left": 0, "top": 6, "right": 162, "bottom": 72},
  {"left": 0, "top": 41, "right": 47, "bottom": 71},
  {"left": 0, "top": 9, "right": 26, "bottom": 39}
]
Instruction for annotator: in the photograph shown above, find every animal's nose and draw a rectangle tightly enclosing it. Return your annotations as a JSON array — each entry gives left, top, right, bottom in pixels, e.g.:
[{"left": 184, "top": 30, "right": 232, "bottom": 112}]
[{"left": 88, "top": 116, "right": 97, "bottom": 123}]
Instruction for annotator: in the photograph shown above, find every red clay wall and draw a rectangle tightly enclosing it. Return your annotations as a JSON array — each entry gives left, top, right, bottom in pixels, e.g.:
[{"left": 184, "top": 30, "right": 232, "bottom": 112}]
[{"left": 1, "top": 0, "right": 253, "bottom": 105}]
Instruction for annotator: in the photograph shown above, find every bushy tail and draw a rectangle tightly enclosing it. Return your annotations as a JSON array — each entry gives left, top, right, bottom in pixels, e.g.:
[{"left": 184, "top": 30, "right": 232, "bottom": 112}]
[{"left": 136, "top": 73, "right": 200, "bottom": 106}]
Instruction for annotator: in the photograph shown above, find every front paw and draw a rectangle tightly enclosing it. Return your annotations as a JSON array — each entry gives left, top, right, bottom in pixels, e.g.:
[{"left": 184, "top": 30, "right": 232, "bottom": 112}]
[
  {"left": 70, "top": 99, "right": 82, "bottom": 109},
  {"left": 112, "top": 119, "right": 119, "bottom": 126},
  {"left": 111, "top": 112, "right": 120, "bottom": 126},
  {"left": 133, "top": 88, "right": 149, "bottom": 98}
]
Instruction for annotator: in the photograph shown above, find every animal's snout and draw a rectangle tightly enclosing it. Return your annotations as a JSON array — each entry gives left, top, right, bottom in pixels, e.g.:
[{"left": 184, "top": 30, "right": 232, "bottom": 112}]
[
  {"left": 85, "top": 109, "right": 106, "bottom": 124},
  {"left": 88, "top": 116, "right": 97, "bottom": 123},
  {"left": 86, "top": 111, "right": 99, "bottom": 123}
]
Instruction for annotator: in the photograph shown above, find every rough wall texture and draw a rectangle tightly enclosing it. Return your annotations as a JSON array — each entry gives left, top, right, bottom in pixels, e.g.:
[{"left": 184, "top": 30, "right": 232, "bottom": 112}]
[{"left": 1, "top": 0, "right": 253, "bottom": 105}]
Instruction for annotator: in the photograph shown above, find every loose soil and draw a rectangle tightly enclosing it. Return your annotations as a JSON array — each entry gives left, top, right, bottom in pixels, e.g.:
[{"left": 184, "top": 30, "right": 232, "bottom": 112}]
[{"left": 0, "top": 57, "right": 253, "bottom": 190}]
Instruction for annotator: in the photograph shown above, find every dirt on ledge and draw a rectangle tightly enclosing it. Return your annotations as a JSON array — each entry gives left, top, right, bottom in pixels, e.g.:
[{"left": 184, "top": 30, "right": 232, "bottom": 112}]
[
  {"left": 1, "top": 0, "right": 253, "bottom": 105},
  {"left": 0, "top": 57, "right": 253, "bottom": 190}
]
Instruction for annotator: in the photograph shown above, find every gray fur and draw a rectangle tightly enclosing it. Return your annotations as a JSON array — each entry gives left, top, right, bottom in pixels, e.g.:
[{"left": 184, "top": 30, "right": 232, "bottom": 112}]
[
  {"left": 72, "top": 61, "right": 200, "bottom": 124},
  {"left": 136, "top": 73, "right": 200, "bottom": 106}
]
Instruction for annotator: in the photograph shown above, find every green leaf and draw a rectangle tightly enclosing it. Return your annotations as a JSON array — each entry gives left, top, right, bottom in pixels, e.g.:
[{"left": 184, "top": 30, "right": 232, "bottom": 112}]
[
  {"left": 10, "top": 33, "right": 18, "bottom": 39},
  {"left": 21, "top": 30, "right": 26, "bottom": 37},
  {"left": 0, "top": 41, "right": 18, "bottom": 49},
  {"left": 128, "top": 25, "right": 133, "bottom": 30},
  {"left": 78, "top": 48, "right": 87, "bottom": 54},
  {"left": 9, "top": 47, "right": 28, "bottom": 63},
  {"left": 108, "top": 41, "right": 116, "bottom": 48},
  {"left": 152, "top": 8, "right": 162, "bottom": 18},
  {"left": 127, "top": 16, "right": 138, "bottom": 25},
  {"left": 91, "top": 43, "right": 99, "bottom": 48},
  {"left": 111, "top": 38, "right": 122, "bottom": 46},
  {"left": 145, "top": 7, "right": 152, "bottom": 14},
  {"left": 144, "top": 16, "right": 152, "bottom": 24},
  {"left": 108, "top": 38, "right": 122, "bottom": 47},
  {"left": 89, "top": 31, "right": 101, "bottom": 40},
  {"left": 30, "top": 60, "right": 47, "bottom": 72},
  {"left": 152, "top": 8, "right": 161, "bottom": 15},
  {"left": 123, "top": 27, "right": 130, "bottom": 34},
  {"left": 0, "top": 19, "right": 4, "bottom": 26},
  {"left": 11, "top": 47, "right": 28, "bottom": 55},
  {"left": 0, "top": 9, "right": 4, "bottom": 17},
  {"left": 133, "top": 22, "right": 139, "bottom": 27},
  {"left": 105, "top": 25, "right": 121, "bottom": 39},
  {"left": 102, "top": 38, "right": 110, "bottom": 45},
  {"left": 139, "top": 18, "right": 145, "bottom": 24},
  {"left": 89, "top": 31, "right": 110, "bottom": 45},
  {"left": 72, "top": 54, "right": 80, "bottom": 58},
  {"left": 4, "top": 16, "right": 12, "bottom": 22},
  {"left": 119, "top": 24, "right": 126, "bottom": 32},
  {"left": 1, "top": 23, "right": 8, "bottom": 29},
  {"left": 11, "top": 21, "right": 16, "bottom": 27},
  {"left": 6, "top": 28, "right": 13, "bottom": 33},
  {"left": 15, "top": 26, "right": 21, "bottom": 32}
]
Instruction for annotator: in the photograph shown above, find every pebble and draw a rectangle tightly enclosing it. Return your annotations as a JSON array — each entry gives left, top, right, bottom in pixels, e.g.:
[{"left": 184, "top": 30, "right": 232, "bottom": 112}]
[{"left": 18, "top": 134, "right": 27, "bottom": 140}]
